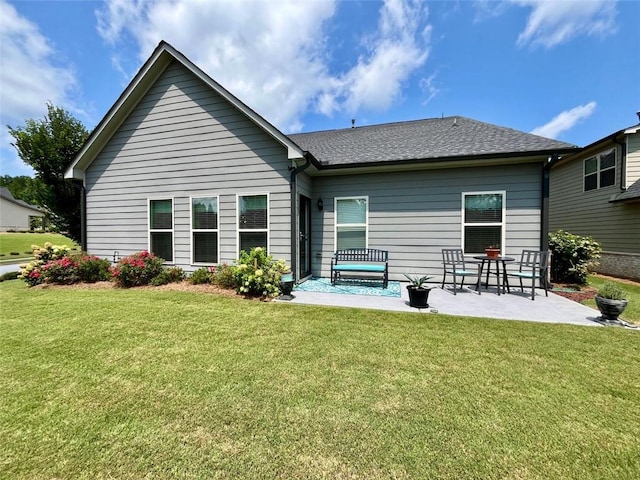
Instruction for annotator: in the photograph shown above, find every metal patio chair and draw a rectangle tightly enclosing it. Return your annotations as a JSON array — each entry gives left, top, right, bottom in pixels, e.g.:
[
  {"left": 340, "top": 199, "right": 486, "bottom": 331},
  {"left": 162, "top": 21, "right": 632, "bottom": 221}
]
[
  {"left": 507, "top": 250, "right": 549, "bottom": 300},
  {"left": 441, "top": 248, "right": 480, "bottom": 295}
]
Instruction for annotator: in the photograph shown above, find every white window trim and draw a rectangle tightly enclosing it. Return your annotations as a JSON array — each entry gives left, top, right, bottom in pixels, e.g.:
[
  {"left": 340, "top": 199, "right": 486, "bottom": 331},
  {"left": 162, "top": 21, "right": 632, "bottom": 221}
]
[
  {"left": 147, "top": 197, "right": 175, "bottom": 264},
  {"left": 583, "top": 148, "right": 616, "bottom": 192},
  {"left": 334, "top": 196, "right": 369, "bottom": 252},
  {"left": 236, "top": 192, "right": 270, "bottom": 255},
  {"left": 461, "top": 191, "right": 506, "bottom": 255},
  {"left": 190, "top": 195, "right": 220, "bottom": 265}
]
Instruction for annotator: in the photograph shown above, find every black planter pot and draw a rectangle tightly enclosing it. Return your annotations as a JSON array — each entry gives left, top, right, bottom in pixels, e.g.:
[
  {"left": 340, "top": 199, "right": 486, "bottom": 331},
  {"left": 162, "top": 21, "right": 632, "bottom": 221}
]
[
  {"left": 279, "top": 273, "right": 295, "bottom": 301},
  {"left": 595, "top": 295, "right": 628, "bottom": 321},
  {"left": 407, "top": 285, "right": 431, "bottom": 308}
]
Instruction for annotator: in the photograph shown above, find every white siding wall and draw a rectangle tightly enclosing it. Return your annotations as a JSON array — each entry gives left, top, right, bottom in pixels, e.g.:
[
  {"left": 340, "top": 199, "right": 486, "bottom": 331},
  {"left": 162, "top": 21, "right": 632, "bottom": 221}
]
[
  {"left": 84, "top": 60, "right": 292, "bottom": 269},
  {"left": 311, "top": 163, "right": 544, "bottom": 282},
  {"left": 626, "top": 132, "right": 640, "bottom": 188}
]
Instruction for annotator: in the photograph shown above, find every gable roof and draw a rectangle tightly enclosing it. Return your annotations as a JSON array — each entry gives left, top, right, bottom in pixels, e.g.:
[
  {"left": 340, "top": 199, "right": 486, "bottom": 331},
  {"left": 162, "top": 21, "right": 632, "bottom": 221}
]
[
  {"left": 0, "top": 187, "right": 43, "bottom": 214},
  {"left": 65, "top": 41, "right": 306, "bottom": 180},
  {"left": 289, "top": 116, "right": 578, "bottom": 168}
]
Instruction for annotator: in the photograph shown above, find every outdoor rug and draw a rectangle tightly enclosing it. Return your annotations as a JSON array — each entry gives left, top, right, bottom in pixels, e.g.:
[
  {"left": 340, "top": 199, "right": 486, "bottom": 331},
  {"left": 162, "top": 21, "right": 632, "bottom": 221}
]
[{"left": 294, "top": 277, "right": 401, "bottom": 298}]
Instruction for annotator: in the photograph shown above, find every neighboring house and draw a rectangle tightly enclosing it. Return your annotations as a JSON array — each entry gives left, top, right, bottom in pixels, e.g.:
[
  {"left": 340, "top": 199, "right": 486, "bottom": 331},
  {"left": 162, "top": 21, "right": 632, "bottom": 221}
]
[
  {"left": 65, "top": 41, "right": 579, "bottom": 282},
  {"left": 549, "top": 119, "right": 640, "bottom": 280},
  {"left": 0, "top": 187, "right": 44, "bottom": 232}
]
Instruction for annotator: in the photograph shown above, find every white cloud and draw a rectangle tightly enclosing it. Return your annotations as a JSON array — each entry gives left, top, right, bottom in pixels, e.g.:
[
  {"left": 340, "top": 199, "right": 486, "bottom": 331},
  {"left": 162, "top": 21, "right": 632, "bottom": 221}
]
[
  {"left": 513, "top": 0, "right": 617, "bottom": 48},
  {"left": 0, "top": 0, "right": 79, "bottom": 176},
  {"left": 95, "top": 0, "right": 431, "bottom": 132},
  {"left": 531, "top": 102, "right": 596, "bottom": 139}
]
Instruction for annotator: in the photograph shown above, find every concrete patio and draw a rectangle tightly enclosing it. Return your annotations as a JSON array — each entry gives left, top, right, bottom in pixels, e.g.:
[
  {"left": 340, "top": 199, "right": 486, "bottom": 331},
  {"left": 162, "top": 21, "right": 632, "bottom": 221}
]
[{"left": 283, "top": 281, "right": 603, "bottom": 327}]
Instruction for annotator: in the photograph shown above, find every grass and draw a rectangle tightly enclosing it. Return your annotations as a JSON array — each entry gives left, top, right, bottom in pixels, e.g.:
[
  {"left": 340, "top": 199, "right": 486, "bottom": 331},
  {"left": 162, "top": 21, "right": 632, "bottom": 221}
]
[
  {"left": 585, "top": 275, "right": 640, "bottom": 323},
  {"left": 0, "top": 232, "right": 79, "bottom": 262},
  {"left": 1, "top": 281, "right": 639, "bottom": 479}
]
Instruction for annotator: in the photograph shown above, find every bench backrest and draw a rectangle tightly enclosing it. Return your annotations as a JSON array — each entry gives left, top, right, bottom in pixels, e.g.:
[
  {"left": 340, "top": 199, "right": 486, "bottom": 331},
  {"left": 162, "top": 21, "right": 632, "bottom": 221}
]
[{"left": 334, "top": 248, "right": 388, "bottom": 262}]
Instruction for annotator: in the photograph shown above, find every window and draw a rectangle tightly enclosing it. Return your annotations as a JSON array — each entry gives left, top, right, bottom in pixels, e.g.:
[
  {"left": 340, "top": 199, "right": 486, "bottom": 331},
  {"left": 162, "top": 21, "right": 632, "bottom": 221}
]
[
  {"left": 149, "top": 199, "right": 173, "bottom": 262},
  {"left": 584, "top": 149, "right": 616, "bottom": 191},
  {"left": 191, "top": 196, "right": 218, "bottom": 264},
  {"left": 238, "top": 194, "right": 268, "bottom": 254},
  {"left": 335, "top": 197, "right": 368, "bottom": 250},
  {"left": 462, "top": 192, "right": 505, "bottom": 254}
]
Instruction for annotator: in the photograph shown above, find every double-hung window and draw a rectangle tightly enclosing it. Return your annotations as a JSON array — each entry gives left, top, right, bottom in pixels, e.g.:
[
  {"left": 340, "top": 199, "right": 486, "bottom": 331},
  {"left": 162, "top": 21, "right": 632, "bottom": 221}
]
[
  {"left": 238, "top": 194, "right": 268, "bottom": 254},
  {"left": 584, "top": 149, "right": 615, "bottom": 191},
  {"left": 148, "top": 199, "right": 173, "bottom": 262},
  {"left": 335, "top": 196, "right": 368, "bottom": 250},
  {"left": 191, "top": 196, "right": 219, "bottom": 264},
  {"left": 462, "top": 192, "right": 505, "bottom": 254}
]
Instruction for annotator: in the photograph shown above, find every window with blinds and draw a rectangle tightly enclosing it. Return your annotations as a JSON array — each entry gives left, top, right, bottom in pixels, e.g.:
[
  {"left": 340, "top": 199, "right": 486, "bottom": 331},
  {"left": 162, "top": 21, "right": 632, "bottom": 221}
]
[
  {"left": 192, "top": 196, "right": 218, "bottom": 264},
  {"left": 149, "top": 199, "right": 173, "bottom": 262},
  {"left": 335, "top": 197, "right": 368, "bottom": 250},
  {"left": 462, "top": 192, "right": 504, "bottom": 254},
  {"left": 238, "top": 194, "right": 268, "bottom": 254}
]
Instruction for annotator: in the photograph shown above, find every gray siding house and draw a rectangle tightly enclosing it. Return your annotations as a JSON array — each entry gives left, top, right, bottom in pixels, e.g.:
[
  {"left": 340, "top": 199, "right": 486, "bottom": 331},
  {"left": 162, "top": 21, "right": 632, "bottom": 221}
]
[
  {"left": 0, "top": 187, "right": 44, "bottom": 232},
  {"left": 549, "top": 121, "right": 640, "bottom": 280},
  {"left": 65, "top": 41, "right": 578, "bottom": 283}
]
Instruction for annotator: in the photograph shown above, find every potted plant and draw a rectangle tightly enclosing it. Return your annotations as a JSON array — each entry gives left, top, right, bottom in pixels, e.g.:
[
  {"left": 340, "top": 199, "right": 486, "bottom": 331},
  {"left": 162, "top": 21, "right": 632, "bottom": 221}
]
[
  {"left": 485, "top": 245, "right": 500, "bottom": 258},
  {"left": 594, "top": 282, "right": 628, "bottom": 322},
  {"left": 404, "top": 274, "right": 433, "bottom": 308}
]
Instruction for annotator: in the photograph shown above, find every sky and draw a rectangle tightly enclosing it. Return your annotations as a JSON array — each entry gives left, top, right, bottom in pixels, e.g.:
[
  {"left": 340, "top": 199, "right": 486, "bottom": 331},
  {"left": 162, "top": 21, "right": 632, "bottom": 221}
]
[{"left": 1, "top": 0, "right": 639, "bottom": 177}]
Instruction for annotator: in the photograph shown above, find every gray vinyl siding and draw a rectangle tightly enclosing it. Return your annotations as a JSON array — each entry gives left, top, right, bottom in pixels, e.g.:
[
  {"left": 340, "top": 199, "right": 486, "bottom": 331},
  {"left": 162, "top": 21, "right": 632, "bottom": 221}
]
[
  {"left": 627, "top": 132, "right": 640, "bottom": 188},
  {"left": 84, "top": 60, "right": 292, "bottom": 269},
  {"left": 549, "top": 145, "right": 640, "bottom": 254},
  {"left": 311, "top": 163, "right": 544, "bottom": 282}
]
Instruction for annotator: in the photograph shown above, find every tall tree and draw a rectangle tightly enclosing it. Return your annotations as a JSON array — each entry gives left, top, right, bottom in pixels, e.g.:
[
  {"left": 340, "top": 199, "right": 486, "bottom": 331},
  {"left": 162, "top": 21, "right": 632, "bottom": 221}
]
[
  {"left": 8, "top": 103, "right": 89, "bottom": 243},
  {"left": 0, "top": 175, "right": 48, "bottom": 207}
]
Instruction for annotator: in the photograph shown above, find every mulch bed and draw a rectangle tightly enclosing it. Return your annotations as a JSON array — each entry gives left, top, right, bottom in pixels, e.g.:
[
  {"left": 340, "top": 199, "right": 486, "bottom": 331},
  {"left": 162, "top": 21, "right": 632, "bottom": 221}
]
[{"left": 551, "top": 286, "right": 597, "bottom": 303}]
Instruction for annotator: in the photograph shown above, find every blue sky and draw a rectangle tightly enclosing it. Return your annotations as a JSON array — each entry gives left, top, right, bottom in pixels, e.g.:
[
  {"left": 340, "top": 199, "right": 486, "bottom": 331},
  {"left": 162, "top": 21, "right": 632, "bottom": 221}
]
[{"left": 1, "top": 0, "right": 639, "bottom": 177}]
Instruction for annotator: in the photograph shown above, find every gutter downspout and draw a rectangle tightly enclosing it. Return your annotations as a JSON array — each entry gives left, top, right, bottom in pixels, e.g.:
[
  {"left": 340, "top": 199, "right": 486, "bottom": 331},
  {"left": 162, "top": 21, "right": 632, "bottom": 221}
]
[
  {"left": 73, "top": 180, "right": 87, "bottom": 252},
  {"left": 541, "top": 155, "right": 558, "bottom": 288},
  {"left": 289, "top": 154, "right": 311, "bottom": 282}
]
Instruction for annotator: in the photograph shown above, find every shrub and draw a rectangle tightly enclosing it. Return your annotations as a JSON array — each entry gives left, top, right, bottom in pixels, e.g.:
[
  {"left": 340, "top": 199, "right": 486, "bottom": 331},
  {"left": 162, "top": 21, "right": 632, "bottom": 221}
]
[
  {"left": 19, "top": 243, "right": 72, "bottom": 287},
  {"left": 189, "top": 267, "right": 213, "bottom": 285},
  {"left": 233, "top": 247, "right": 288, "bottom": 298},
  {"left": 548, "top": 230, "right": 601, "bottom": 285},
  {"left": 111, "top": 251, "right": 165, "bottom": 288},
  {"left": 41, "top": 256, "right": 80, "bottom": 284},
  {"left": 77, "top": 255, "right": 111, "bottom": 283},
  {"left": 597, "top": 282, "right": 626, "bottom": 300},
  {"left": 0, "top": 271, "right": 19, "bottom": 282},
  {"left": 211, "top": 263, "right": 236, "bottom": 289},
  {"left": 151, "top": 266, "right": 186, "bottom": 286}
]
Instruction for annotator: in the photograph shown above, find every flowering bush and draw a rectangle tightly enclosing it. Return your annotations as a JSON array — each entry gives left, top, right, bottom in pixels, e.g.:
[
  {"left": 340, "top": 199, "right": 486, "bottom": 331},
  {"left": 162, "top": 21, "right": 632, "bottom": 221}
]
[
  {"left": 110, "top": 251, "right": 165, "bottom": 288},
  {"left": 42, "top": 256, "right": 80, "bottom": 284},
  {"left": 549, "top": 230, "right": 601, "bottom": 285},
  {"left": 189, "top": 267, "right": 213, "bottom": 285},
  {"left": 233, "top": 247, "right": 288, "bottom": 298},
  {"left": 19, "top": 243, "right": 72, "bottom": 287}
]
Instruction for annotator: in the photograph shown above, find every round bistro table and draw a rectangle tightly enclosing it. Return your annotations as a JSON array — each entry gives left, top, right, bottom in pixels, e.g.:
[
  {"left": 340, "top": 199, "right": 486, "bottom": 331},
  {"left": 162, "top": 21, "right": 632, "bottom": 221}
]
[{"left": 473, "top": 255, "right": 515, "bottom": 295}]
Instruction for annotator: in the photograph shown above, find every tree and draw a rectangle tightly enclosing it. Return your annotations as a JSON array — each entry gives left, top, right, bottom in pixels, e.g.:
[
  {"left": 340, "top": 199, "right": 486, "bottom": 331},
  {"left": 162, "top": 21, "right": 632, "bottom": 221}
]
[
  {"left": 8, "top": 103, "right": 89, "bottom": 243},
  {"left": 0, "top": 175, "right": 48, "bottom": 207}
]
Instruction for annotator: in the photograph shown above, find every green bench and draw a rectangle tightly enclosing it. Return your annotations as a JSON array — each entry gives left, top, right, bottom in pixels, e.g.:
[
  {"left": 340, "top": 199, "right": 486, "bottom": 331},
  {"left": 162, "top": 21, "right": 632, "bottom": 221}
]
[{"left": 330, "top": 248, "right": 389, "bottom": 288}]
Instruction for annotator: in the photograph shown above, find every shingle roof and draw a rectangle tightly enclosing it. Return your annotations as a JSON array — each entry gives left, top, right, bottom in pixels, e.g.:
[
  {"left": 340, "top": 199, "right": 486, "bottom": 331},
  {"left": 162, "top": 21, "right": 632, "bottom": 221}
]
[
  {"left": 0, "top": 187, "right": 43, "bottom": 212},
  {"left": 610, "top": 180, "right": 640, "bottom": 202},
  {"left": 289, "top": 116, "right": 577, "bottom": 167}
]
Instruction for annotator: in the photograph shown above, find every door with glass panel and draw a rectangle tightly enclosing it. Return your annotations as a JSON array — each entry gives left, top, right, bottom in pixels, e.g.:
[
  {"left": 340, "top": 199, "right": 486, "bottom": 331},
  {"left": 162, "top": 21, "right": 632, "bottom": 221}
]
[{"left": 299, "top": 195, "right": 311, "bottom": 278}]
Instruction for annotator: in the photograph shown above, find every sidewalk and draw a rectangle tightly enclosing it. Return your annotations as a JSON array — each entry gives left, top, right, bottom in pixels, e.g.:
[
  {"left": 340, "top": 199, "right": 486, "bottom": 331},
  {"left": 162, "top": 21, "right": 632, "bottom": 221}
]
[{"left": 283, "top": 282, "right": 602, "bottom": 327}]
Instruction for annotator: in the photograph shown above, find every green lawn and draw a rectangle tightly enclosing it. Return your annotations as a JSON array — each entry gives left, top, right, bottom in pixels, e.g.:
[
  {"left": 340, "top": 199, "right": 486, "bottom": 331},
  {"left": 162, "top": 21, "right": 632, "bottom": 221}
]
[
  {"left": 0, "top": 232, "right": 79, "bottom": 261},
  {"left": 585, "top": 275, "right": 640, "bottom": 323},
  {"left": 1, "top": 280, "right": 639, "bottom": 479}
]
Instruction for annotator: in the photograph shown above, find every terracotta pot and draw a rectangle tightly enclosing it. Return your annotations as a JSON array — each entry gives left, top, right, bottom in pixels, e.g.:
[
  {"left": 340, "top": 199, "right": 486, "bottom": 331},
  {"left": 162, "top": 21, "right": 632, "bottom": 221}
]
[{"left": 485, "top": 248, "right": 500, "bottom": 259}]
